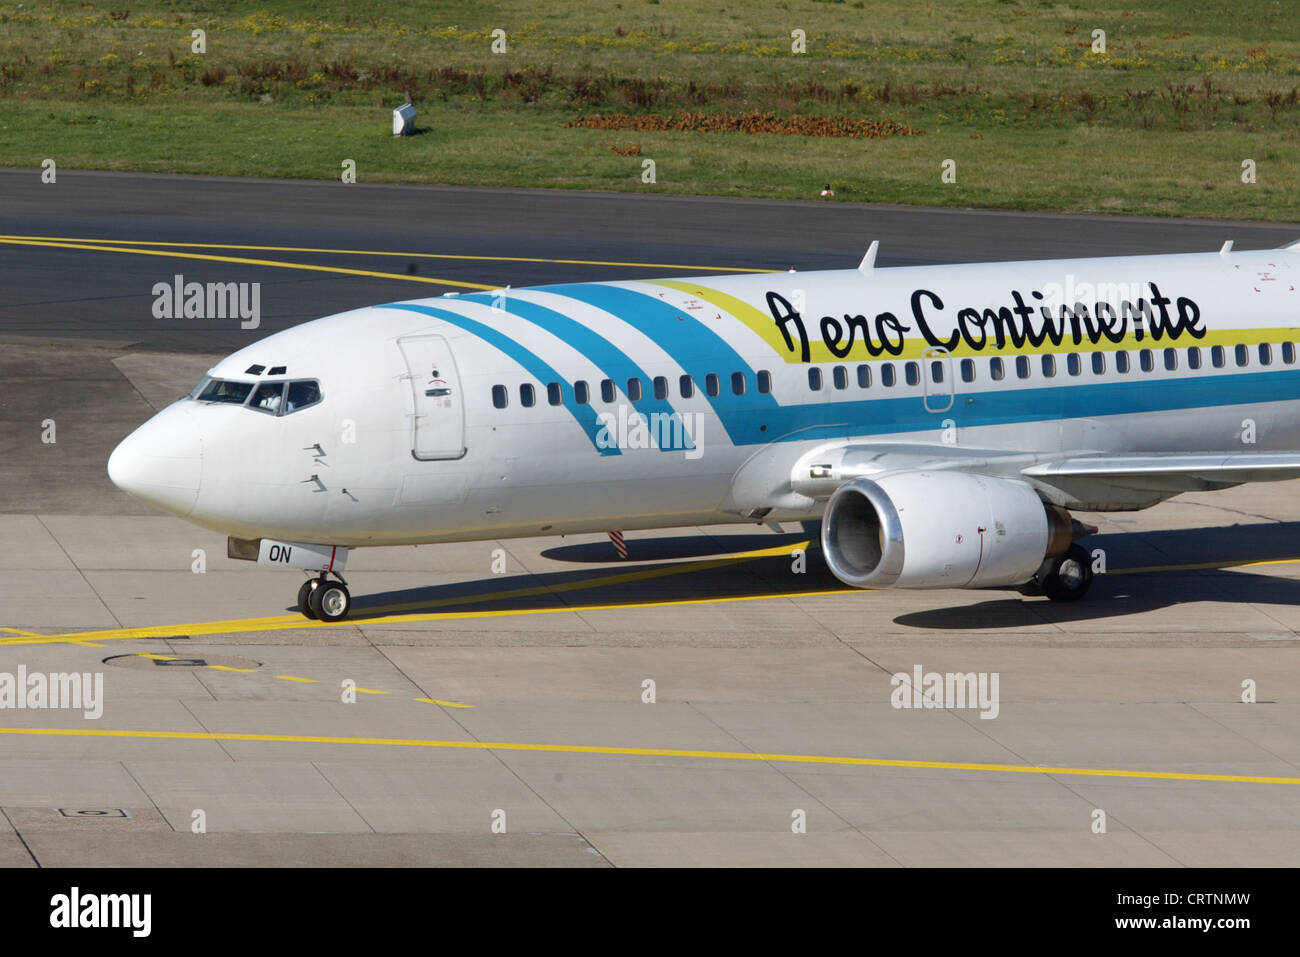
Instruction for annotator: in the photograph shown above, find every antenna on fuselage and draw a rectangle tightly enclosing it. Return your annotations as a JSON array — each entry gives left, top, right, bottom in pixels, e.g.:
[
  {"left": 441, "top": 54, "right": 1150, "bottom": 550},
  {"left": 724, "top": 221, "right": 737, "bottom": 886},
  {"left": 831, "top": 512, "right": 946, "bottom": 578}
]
[
  {"left": 1220, "top": 240, "right": 1234, "bottom": 256},
  {"left": 858, "top": 240, "right": 879, "bottom": 275}
]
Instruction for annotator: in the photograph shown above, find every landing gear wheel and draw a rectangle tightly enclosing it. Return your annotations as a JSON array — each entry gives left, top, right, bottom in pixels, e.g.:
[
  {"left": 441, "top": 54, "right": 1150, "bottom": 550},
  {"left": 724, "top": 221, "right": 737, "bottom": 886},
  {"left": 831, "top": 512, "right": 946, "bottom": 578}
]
[
  {"left": 298, "top": 578, "right": 321, "bottom": 620},
  {"left": 1042, "top": 543, "right": 1093, "bottom": 602},
  {"left": 308, "top": 580, "right": 351, "bottom": 622}
]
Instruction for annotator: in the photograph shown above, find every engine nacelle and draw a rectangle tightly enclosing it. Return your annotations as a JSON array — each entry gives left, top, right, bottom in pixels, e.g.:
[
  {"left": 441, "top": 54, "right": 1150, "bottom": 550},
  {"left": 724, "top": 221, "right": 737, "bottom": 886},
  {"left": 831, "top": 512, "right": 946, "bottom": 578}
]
[{"left": 820, "top": 471, "right": 1073, "bottom": 590}]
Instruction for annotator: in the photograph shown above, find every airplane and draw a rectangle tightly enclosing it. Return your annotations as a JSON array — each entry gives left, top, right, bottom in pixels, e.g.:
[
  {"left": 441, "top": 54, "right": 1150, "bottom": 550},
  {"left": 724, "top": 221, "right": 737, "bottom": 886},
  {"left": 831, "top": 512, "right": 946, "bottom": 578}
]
[{"left": 108, "top": 238, "right": 1300, "bottom": 622}]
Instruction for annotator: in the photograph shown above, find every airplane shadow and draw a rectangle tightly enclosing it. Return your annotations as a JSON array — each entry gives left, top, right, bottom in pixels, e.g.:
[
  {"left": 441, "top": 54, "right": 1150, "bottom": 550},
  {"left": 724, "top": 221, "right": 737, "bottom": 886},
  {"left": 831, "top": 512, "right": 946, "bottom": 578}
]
[
  {"left": 896, "top": 521, "right": 1300, "bottom": 630},
  {"left": 325, "top": 521, "right": 1300, "bottom": 631},
  {"left": 344, "top": 532, "right": 842, "bottom": 621}
]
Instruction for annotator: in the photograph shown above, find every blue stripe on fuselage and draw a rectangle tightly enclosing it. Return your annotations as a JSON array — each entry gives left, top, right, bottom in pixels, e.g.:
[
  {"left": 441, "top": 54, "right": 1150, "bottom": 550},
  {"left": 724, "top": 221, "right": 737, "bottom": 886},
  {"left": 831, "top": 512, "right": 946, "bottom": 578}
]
[
  {"left": 542, "top": 283, "right": 777, "bottom": 441},
  {"left": 457, "top": 292, "right": 694, "bottom": 451},
  {"left": 380, "top": 302, "right": 620, "bottom": 456}
]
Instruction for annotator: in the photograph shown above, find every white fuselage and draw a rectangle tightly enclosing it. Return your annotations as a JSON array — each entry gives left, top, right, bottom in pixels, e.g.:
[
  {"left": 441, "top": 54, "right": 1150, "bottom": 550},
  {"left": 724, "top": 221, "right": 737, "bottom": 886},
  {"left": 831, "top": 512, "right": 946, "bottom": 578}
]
[{"left": 108, "top": 246, "right": 1300, "bottom": 547}]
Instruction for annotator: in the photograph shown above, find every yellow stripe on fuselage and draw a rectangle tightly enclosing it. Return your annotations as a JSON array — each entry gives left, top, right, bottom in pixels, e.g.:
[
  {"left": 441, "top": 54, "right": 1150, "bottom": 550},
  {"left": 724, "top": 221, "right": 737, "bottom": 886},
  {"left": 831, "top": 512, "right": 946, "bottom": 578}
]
[{"left": 651, "top": 279, "right": 1300, "bottom": 363}]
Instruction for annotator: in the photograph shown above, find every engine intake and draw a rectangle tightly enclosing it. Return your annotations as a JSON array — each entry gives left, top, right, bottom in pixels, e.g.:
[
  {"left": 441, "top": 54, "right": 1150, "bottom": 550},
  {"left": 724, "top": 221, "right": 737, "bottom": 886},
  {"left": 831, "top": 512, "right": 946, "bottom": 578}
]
[{"left": 821, "top": 471, "right": 1074, "bottom": 590}]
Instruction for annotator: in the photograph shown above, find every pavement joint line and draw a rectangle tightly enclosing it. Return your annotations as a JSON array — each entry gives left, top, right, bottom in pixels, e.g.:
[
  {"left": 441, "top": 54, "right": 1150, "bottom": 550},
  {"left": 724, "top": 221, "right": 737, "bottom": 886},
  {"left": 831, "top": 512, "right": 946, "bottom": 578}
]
[
  {"left": 0, "top": 726, "right": 1296, "bottom": 786},
  {"left": 3, "top": 550, "right": 1298, "bottom": 649},
  {"left": 0, "top": 235, "right": 778, "bottom": 274},
  {"left": 0, "top": 237, "right": 497, "bottom": 290}
]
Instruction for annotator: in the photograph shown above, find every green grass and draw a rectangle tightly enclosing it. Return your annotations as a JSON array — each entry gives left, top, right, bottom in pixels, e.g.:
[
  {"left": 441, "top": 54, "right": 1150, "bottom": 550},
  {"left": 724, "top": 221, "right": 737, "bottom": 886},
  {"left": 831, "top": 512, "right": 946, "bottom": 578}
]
[{"left": 1, "top": 0, "right": 1298, "bottom": 220}]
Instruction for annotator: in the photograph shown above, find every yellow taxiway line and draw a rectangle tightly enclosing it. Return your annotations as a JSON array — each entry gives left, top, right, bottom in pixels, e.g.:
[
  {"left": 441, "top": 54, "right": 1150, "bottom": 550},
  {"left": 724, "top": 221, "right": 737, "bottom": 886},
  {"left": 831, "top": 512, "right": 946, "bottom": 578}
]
[
  {"left": 0, "top": 237, "right": 497, "bottom": 290},
  {"left": 0, "top": 541, "right": 830, "bottom": 647},
  {"left": 0, "top": 726, "right": 1295, "bottom": 785},
  {"left": 133, "top": 652, "right": 474, "bottom": 708},
  {"left": 3, "top": 546, "right": 1300, "bottom": 649},
  {"left": 0, "top": 234, "right": 778, "bottom": 274},
  {"left": 0, "top": 587, "right": 855, "bottom": 648}
]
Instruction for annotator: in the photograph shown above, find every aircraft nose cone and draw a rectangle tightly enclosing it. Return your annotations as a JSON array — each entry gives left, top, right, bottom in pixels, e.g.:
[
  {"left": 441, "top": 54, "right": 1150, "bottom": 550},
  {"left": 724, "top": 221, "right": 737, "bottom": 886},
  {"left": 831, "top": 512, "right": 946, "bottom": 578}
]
[{"left": 107, "top": 403, "right": 203, "bottom": 516}]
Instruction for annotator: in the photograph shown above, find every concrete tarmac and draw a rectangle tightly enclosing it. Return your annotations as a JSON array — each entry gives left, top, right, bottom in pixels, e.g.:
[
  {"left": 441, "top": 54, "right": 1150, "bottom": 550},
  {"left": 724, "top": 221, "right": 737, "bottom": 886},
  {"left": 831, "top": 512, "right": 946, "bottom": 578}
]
[{"left": 1, "top": 173, "right": 1299, "bottom": 866}]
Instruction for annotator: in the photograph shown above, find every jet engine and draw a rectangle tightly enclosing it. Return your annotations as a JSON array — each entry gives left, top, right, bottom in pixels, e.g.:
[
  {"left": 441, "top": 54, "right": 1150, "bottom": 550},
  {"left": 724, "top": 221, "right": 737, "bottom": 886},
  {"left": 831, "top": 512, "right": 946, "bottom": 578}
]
[{"left": 820, "top": 471, "right": 1077, "bottom": 590}]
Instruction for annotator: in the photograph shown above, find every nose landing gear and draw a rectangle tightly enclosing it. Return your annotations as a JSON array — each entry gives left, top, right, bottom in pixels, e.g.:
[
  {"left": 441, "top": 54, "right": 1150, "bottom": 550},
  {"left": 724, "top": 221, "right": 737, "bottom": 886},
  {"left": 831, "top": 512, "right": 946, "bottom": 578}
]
[{"left": 297, "top": 572, "right": 352, "bottom": 622}]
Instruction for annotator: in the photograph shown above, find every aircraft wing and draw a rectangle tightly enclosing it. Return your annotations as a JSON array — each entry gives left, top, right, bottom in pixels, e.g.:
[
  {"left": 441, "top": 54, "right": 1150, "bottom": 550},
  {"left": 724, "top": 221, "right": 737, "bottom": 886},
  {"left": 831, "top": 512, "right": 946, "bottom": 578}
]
[
  {"left": 730, "top": 441, "right": 1300, "bottom": 514},
  {"left": 1022, "top": 452, "right": 1300, "bottom": 495}
]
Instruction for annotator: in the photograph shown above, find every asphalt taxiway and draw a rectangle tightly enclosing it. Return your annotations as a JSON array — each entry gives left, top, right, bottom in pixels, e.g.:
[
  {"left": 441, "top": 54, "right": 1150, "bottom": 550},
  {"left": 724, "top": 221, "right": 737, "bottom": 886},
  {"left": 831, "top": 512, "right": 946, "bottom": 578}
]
[{"left": 1, "top": 173, "right": 1298, "bottom": 866}]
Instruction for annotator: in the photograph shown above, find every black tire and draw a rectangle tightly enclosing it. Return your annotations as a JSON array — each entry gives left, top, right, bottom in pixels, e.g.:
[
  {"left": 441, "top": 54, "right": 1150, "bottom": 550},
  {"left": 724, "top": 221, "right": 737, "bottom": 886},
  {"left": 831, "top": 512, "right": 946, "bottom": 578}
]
[
  {"left": 1042, "top": 543, "right": 1093, "bottom": 602},
  {"left": 309, "top": 581, "right": 351, "bottom": 622},
  {"left": 298, "top": 579, "right": 319, "bottom": 619}
]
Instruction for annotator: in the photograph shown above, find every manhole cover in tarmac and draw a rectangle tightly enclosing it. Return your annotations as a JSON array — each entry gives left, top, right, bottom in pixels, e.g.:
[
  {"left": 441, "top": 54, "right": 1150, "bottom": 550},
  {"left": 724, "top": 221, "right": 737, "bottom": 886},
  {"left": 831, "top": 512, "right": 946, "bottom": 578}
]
[{"left": 102, "top": 654, "right": 263, "bottom": 671}]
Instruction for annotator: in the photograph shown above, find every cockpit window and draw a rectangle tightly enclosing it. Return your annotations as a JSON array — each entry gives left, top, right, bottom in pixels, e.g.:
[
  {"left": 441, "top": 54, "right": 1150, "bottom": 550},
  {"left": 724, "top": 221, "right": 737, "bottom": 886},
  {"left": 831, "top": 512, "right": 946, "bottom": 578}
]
[
  {"left": 285, "top": 380, "right": 322, "bottom": 413},
  {"left": 189, "top": 376, "right": 321, "bottom": 415},
  {"left": 250, "top": 381, "right": 286, "bottom": 415},
  {"left": 194, "top": 378, "right": 254, "bottom": 404}
]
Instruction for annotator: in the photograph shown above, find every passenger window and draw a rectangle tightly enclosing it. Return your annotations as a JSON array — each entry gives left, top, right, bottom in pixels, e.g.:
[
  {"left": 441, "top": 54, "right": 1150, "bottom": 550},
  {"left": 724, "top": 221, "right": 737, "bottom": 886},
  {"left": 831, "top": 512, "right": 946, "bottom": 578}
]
[
  {"left": 1139, "top": 349, "right": 1154, "bottom": 372},
  {"left": 1163, "top": 348, "right": 1177, "bottom": 371},
  {"left": 679, "top": 375, "right": 694, "bottom": 398},
  {"left": 284, "top": 380, "right": 322, "bottom": 413},
  {"left": 250, "top": 381, "right": 286, "bottom": 415},
  {"left": 1235, "top": 344, "right": 1249, "bottom": 366},
  {"left": 1115, "top": 351, "right": 1131, "bottom": 373},
  {"left": 880, "top": 363, "right": 896, "bottom": 387},
  {"left": 627, "top": 377, "right": 643, "bottom": 401},
  {"left": 1015, "top": 356, "right": 1030, "bottom": 379},
  {"left": 1041, "top": 355, "right": 1056, "bottom": 378},
  {"left": 757, "top": 370, "right": 772, "bottom": 394},
  {"left": 1066, "top": 353, "right": 1081, "bottom": 376},
  {"left": 731, "top": 371, "right": 746, "bottom": 395},
  {"left": 989, "top": 357, "right": 1004, "bottom": 381},
  {"left": 574, "top": 380, "right": 590, "bottom": 404},
  {"left": 547, "top": 382, "right": 562, "bottom": 406},
  {"left": 857, "top": 364, "right": 872, "bottom": 388},
  {"left": 520, "top": 384, "right": 535, "bottom": 407},
  {"left": 832, "top": 366, "right": 848, "bottom": 390},
  {"left": 1187, "top": 347, "right": 1201, "bottom": 370},
  {"left": 1259, "top": 343, "right": 1273, "bottom": 366},
  {"left": 705, "top": 373, "right": 720, "bottom": 396},
  {"left": 960, "top": 358, "right": 975, "bottom": 383},
  {"left": 1091, "top": 352, "right": 1105, "bottom": 375},
  {"left": 491, "top": 384, "right": 508, "bottom": 409},
  {"left": 930, "top": 360, "right": 944, "bottom": 383},
  {"left": 1211, "top": 345, "right": 1226, "bottom": 368},
  {"left": 653, "top": 376, "right": 668, "bottom": 400},
  {"left": 904, "top": 362, "right": 920, "bottom": 386},
  {"left": 808, "top": 368, "right": 823, "bottom": 390},
  {"left": 1284, "top": 342, "right": 1297, "bottom": 365},
  {"left": 601, "top": 379, "right": 616, "bottom": 403}
]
